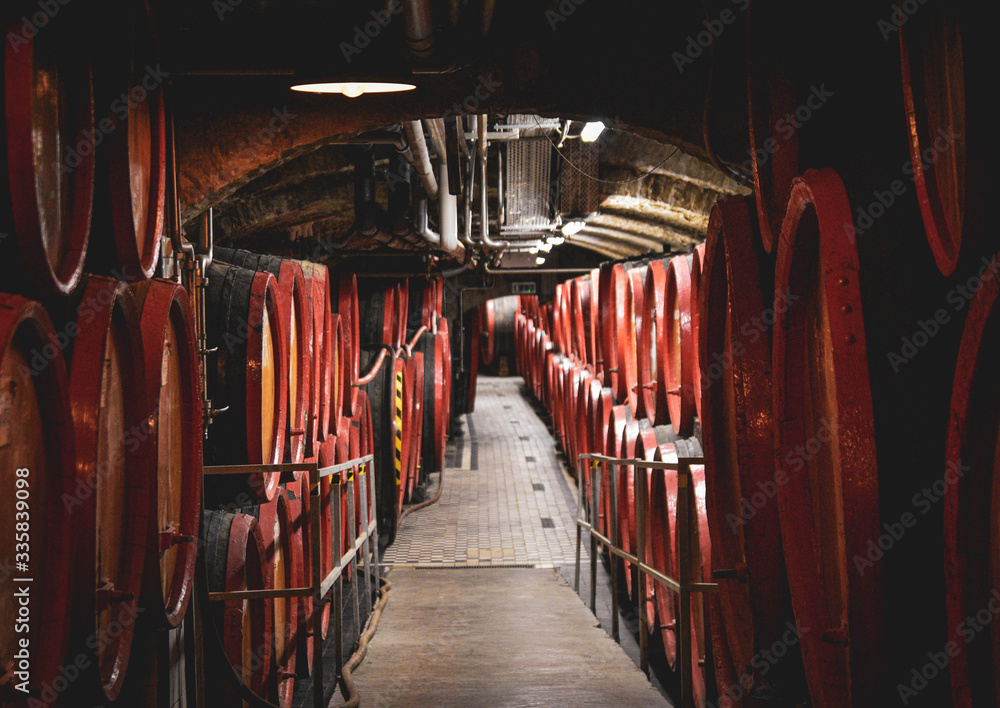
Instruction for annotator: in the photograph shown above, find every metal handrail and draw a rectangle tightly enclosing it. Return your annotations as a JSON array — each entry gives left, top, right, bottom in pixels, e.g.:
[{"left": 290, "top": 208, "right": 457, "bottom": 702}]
[
  {"left": 574, "top": 452, "right": 716, "bottom": 708},
  {"left": 203, "top": 453, "right": 380, "bottom": 708}
]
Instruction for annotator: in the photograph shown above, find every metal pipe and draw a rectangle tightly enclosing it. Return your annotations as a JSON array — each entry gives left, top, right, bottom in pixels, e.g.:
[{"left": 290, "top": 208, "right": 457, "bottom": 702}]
[
  {"left": 355, "top": 345, "right": 393, "bottom": 386},
  {"left": 439, "top": 249, "right": 475, "bottom": 278},
  {"left": 483, "top": 264, "right": 591, "bottom": 275},
  {"left": 425, "top": 118, "right": 447, "bottom": 162},
  {"left": 402, "top": 0, "right": 434, "bottom": 60},
  {"left": 476, "top": 115, "right": 508, "bottom": 252},
  {"left": 403, "top": 121, "right": 438, "bottom": 199},
  {"left": 439, "top": 161, "right": 458, "bottom": 252}
]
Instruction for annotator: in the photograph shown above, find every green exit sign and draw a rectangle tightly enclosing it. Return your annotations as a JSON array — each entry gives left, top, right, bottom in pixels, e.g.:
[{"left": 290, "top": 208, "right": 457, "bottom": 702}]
[{"left": 512, "top": 282, "right": 537, "bottom": 294}]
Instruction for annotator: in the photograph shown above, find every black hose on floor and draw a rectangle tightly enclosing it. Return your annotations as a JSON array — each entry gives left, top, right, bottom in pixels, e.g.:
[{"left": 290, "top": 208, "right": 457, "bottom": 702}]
[{"left": 332, "top": 573, "right": 392, "bottom": 708}]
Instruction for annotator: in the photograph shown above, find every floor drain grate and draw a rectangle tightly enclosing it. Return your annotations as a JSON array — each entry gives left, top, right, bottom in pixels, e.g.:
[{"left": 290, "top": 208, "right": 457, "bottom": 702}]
[
  {"left": 533, "top": 483, "right": 545, "bottom": 491},
  {"left": 540, "top": 517, "right": 555, "bottom": 528},
  {"left": 525, "top": 456, "right": 535, "bottom": 462},
  {"left": 520, "top": 436, "right": 530, "bottom": 441}
]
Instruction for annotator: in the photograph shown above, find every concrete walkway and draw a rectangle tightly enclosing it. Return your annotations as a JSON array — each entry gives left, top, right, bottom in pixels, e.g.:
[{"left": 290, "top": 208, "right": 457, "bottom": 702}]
[{"left": 336, "top": 377, "right": 670, "bottom": 707}]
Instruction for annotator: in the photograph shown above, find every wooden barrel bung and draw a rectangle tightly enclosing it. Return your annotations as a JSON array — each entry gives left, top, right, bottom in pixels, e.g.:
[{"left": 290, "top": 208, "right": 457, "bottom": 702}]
[
  {"left": 202, "top": 510, "right": 272, "bottom": 706},
  {"left": 68, "top": 276, "right": 153, "bottom": 702},
  {"left": 773, "top": 169, "right": 882, "bottom": 706},
  {"left": 1, "top": 9, "right": 94, "bottom": 297},
  {"left": 0, "top": 296, "right": 78, "bottom": 700},
  {"left": 131, "top": 279, "right": 202, "bottom": 629}
]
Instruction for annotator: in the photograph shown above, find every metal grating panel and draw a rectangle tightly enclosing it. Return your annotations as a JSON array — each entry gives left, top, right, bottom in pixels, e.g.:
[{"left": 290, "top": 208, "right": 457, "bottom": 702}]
[
  {"left": 559, "top": 140, "right": 600, "bottom": 215},
  {"left": 505, "top": 138, "right": 553, "bottom": 229}
]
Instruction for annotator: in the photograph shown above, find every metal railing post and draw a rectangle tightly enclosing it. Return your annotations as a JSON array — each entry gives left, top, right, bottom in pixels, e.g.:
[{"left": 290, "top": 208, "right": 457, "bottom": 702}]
[
  {"left": 590, "top": 459, "right": 599, "bottom": 614},
  {"left": 332, "top": 473, "right": 344, "bottom": 683},
  {"left": 310, "top": 465, "right": 325, "bottom": 708},
  {"left": 608, "top": 458, "right": 620, "bottom": 643},
  {"left": 346, "top": 467, "right": 361, "bottom": 643},
  {"left": 575, "top": 456, "right": 583, "bottom": 593},
  {"left": 635, "top": 460, "right": 649, "bottom": 675},
  {"left": 358, "top": 462, "right": 374, "bottom": 616},
  {"left": 677, "top": 458, "right": 692, "bottom": 708}
]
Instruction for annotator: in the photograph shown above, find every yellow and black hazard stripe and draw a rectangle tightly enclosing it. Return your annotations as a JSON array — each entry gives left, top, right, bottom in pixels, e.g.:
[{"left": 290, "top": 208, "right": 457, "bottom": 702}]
[{"left": 394, "top": 368, "right": 404, "bottom": 486}]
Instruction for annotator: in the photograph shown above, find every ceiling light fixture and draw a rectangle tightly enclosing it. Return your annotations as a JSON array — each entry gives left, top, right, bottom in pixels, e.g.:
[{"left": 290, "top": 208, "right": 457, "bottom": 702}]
[
  {"left": 561, "top": 220, "right": 586, "bottom": 236},
  {"left": 580, "top": 121, "right": 606, "bottom": 142},
  {"left": 547, "top": 235, "right": 566, "bottom": 245},
  {"left": 539, "top": 241, "right": 553, "bottom": 253},
  {"left": 536, "top": 256, "right": 546, "bottom": 265},
  {"left": 290, "top": 80, "right": 416, "bottom": 97}
]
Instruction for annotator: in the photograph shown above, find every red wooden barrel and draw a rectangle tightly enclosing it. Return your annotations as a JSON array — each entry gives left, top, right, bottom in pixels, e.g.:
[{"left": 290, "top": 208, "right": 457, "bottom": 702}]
[
  {"left": 419, "top": 277, "right": 439, "bottom": 329},
  {"left": 573, "top": 370, "right": 597, "bottom": 468},
  {"left": 652, "top": 440, "right": 681, "bottom": 668},
  {"left": 131, "top": 279, "right": 202, "bottom": 629},
  {"left": 240, "top": 492, "right": 297, "bottom": 707},
  {"left": 602, "top": 405, "right": 630, "bottom": 542},
  {"left": 599, "top": 263, "right": 629, "bottom": 404},
  {"left": 616, "top": 418, "right": 640, "bottom": 596},
  {"left": 569, "top": 277, "right": 588, "bottom": 365},
  {"left": 394, "top": 280, "right": 409, "bottom": 351},
  {"left": 204, "top": 263, "right": 285, "bottom": 503},
  {"left": 1, "top": 11, "right": 93, "bottom": 297},
  {"left": 328, "top": 313, "right": 344, "bottom": 434},
  {"left": 665, "top": 256, "right": 695, "bottom": 436},
  {"left": 68, "top": 276, "right": 152, "bottom": 701},
  {"left": 361, "top": 346, "right": 401, "bottom": 546},
  {"left": 331, "top": 273, "right": 360, "bottom": 417},
  {"left": 0, "top": 296, "right": 78, "bottom": 699},
  {"left": 465, "top": 306, "right": 481, "bottom": 413},
  {"left": 414, "top": 326, "right": 450, "bottom": 474},
  {"left": 297, "top": 261, "right": 331, "bottom": 455},
  {"left": 587, "top": 268, "right": 602, "bottom": 381},
  {"left": 91, "top": 0, "right": 165, "bottom": 281},
  {"left": 481, "top": 300, "right": 495, "bottom": 366},
  {"left": 213, "top": 250, "right": 311, "bottom": 465},
  {"left": 943, "top": 248, "right": 1000, "bottom": 708},
  {"left": 290, "top": 460, "right": 325, "bottom": 673},
  {"left": 440, "top": 318, "right": 453, "bottom": 446},
  {"left": 688, "top": 461, "right": 712, "bottom": 708},
  {"left": 690, "top": 244, "right": 705, "bottom": 421},
  {"left": 202, "top": 510, "right": 272, "bottom": 705},
  {"left": 899, "top": 3, "right": 978, "bottom": 276},
  {"left": 623, "top": 267, "right": 645, "bottom": 417},
  {"left": 640, "top": 259, "right": 669, "bottom": 426},
  {"left": 635, "top": 427, "right": 669, "bottom": 641},
  {"left": 577, "top": 377, "right": 604, "bottom": 498},
  {"left": 407, "top": 352, "right": 425, "bottom": 501},
  {"left": 700, "top": 197, "right": 791, "bottom": 698},
  {"left": 773, "top": 169, "right": 882, "bottom": 706},
  {"left": 746, "top": 0, "right": 800, "bottom": 254}
]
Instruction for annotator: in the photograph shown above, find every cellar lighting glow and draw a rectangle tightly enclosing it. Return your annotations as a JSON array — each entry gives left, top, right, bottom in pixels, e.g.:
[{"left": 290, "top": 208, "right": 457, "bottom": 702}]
[
  {"left": 561, "top": 220, "right": 586, "bottom": 236},
  {"left": 580, "top": 121, "right": 606, "bottom": 142},
  {"left": 547, "top": 235, "right": 566, "bottom": 245},
  {"left": 536, "top": 256, "right": 546, "bottom": 265},
  {"left": 539, "top": 241, "right": 553, "bottom": 253},
  {"left": 528, "top": 246, "right": 539, "bottom": 254},
  {"left": 290, "top": 81, "right": 416, "bottom": 97}
]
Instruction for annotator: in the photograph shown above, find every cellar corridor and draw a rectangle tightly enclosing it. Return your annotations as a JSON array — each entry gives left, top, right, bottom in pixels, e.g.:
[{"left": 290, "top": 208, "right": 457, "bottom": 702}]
[{"left": 334, "top": 377, "right": 669, "bottom": 706}]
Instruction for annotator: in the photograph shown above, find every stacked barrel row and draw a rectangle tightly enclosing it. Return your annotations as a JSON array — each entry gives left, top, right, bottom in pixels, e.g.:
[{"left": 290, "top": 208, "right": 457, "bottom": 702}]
[
  {"left": 0, "top": 2, "right": 214, "bottom": 705},
  {"left": 514, "top": 253, "right": 734, "bottom": 705},
  {"left": 200, "top": 249, "right": 450, "bottom": 705}
]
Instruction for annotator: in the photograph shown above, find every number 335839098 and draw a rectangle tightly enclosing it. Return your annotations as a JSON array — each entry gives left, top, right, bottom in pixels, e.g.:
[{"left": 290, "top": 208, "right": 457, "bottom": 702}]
[{"left": 14, "top": 467, "right": 29, "bottom": 562}]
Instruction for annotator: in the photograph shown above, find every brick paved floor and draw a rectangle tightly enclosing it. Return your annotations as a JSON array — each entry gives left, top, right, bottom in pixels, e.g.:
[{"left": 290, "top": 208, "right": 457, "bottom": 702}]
[{"left": 383, "top": 376, "right": 582, "bottom": 567}]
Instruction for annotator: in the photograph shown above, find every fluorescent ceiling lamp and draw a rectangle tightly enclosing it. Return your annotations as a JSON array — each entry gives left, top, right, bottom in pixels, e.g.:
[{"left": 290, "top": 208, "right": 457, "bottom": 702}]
[
  {"left": 547, "top": 235, "right": 566, "bottom": 245},
  {"left": 539, "top": 241, "right": 553, "bottom": 253},
  {"left": 535, "top": 256, "right": 546, "bottom": 265},
  {"left": 290, "top": 81, "right": 416, "bottom": 97},
  {"left": 528, "top": 246, "right": 539, "bottom": 254},
  {"left": 580, "top": 121, "right": 606, "bottom": 142},
  {"left": 561, "top": 220, "right": 586, "bottom": 236}
]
